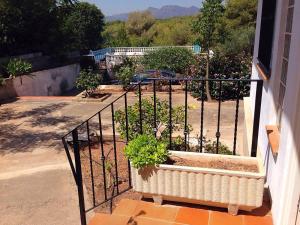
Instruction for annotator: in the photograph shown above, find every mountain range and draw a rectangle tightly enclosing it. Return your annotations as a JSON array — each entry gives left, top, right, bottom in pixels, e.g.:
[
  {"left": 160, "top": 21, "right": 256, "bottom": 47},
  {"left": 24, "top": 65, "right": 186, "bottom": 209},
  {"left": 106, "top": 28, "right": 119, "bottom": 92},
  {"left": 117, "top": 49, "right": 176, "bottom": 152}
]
[{"left": 106, "top": 5, "right": 200, "bottom": 22}]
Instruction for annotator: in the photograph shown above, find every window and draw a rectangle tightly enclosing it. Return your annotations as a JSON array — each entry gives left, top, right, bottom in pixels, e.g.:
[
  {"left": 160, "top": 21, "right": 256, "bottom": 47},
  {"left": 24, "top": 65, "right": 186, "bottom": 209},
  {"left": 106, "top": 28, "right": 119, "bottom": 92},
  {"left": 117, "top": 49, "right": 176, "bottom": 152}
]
[
  {"left": 257, "top": 0, "right": 277, "bottom": 77},
  {"left": 277, "top": 0, "right": 295, "bottom": 128}
]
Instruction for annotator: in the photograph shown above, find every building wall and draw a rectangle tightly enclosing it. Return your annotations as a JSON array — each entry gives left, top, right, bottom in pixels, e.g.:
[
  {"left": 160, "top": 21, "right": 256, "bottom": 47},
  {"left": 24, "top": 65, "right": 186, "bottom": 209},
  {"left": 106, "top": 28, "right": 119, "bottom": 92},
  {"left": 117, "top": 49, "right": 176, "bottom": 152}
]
[
  {"left": 0, "top": 64, "right": 80, "bottom": 100},
  {"left": 250, "top": 0, "right": 300, "bottom": 225}
]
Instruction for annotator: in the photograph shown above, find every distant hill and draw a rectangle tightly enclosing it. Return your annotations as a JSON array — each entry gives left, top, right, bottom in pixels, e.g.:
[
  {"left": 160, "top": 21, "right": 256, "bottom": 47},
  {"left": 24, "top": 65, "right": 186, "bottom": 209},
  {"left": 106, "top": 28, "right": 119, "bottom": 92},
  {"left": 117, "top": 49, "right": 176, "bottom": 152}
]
[{"left": 106, "top": 5, "right": 200, "bottom": 22}]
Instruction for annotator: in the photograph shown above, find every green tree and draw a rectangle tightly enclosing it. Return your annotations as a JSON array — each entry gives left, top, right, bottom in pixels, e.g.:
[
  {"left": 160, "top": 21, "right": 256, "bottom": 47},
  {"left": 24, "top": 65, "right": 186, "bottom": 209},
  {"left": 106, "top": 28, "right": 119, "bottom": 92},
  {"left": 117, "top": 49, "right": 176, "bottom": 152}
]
[
  {"left": 61, "top": 2, "right": 105, "bottom": 51},
  {"left": 125, "top": 11, "right": 155, "bottom": 47},
  {"left": 102, "top": 22, "right": 131, "bottom": 47},
  {"left": 0, "top": 0, "right": 58, "bottom": 56},
  {"left": 219, "top": 0, "right": 257, "bottom": 55},
  {"left": 224, "top": 0, "right": 257, "bottom": 29},
  {"left": 126, "top": 11, "right": 155, "bottom": 36},
  {"left": 76, "top": 69, "right": 101, "bottom": 97},
  {"left": 142, "top": 47, "right": 195, "bottom": 74},
  {"left": 193, "top": 0, "right": 224, "bottom": 101}
]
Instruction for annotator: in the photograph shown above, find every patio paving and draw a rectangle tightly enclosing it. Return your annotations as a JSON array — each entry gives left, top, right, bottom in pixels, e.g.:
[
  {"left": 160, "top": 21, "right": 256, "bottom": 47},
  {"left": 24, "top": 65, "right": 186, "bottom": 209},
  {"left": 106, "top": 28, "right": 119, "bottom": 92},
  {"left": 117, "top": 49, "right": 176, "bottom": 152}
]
[
  {"left": 89, "top": 199, "right": 273, "bottom": 225},
  {"left": 0, "top": 92, "right": 245, "bottom": 225}
]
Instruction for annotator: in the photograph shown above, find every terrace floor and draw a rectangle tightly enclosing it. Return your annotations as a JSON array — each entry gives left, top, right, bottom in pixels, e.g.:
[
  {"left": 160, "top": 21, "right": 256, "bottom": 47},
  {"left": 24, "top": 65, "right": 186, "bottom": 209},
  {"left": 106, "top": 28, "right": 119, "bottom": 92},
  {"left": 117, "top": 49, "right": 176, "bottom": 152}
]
[{"left": 89, "top": 198, "right": 273, "bottom": 225}]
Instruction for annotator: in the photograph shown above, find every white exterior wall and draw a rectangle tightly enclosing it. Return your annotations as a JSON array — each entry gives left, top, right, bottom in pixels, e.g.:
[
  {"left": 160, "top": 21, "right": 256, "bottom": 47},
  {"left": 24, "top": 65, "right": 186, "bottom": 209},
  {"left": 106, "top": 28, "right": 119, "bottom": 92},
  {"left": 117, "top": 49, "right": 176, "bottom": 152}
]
[
  {"left": 0, "top": 64, "right": 80, "bottom": 100},
  {"left": 250, "top": 0, "right": 300, "bottom": 225}
]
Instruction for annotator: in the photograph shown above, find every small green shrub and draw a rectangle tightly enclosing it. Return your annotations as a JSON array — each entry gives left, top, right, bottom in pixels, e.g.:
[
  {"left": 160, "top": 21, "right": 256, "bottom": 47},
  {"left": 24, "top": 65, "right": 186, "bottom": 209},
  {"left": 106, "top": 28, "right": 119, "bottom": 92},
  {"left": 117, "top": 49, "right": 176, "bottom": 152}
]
[
  {"left": 117, "top": 65, "right": 135, "bottom": 89},
  {"left": 6, "top": 58, "right": 32, "bottom": 78},
  {"left": 76, "top": 69, "right": 102, "bottom": 97},
  {"left": 115, "top": 97, "right": 188, "bottom": 141},
  {"left": 125, "top": 134, "right": 169, "bottom": 169},
  {"left": 114, "top": 58, "right": 139, "bottom": 89},
  {"left": 204, "top": 140, "right": 232, "bottom": 155},
  {"left": 172, "top": 136, "right": 232, "bottom": 155}
]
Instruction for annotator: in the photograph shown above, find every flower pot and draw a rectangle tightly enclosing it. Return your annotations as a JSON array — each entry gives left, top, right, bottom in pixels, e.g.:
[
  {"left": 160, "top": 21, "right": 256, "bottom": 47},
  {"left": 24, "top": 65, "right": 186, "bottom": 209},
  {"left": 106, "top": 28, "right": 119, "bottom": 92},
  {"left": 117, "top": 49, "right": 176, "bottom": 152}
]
[{"left": 131, "top": 151, "right": 265, "bottom": 215}]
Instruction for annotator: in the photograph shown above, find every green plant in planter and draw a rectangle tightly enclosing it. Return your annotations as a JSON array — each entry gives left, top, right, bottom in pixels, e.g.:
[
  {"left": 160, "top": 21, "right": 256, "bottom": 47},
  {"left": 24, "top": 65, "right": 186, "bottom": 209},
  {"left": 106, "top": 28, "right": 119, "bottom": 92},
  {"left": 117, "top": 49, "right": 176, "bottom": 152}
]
[
  {"left": 204, "top": 139, "right": 232, "bottom": 155},
  {"left": 6, "top": 58, "right": 32, "bottom": 78},
  {"left": 76, "top": 69, "right": 102, "bottom": 97},
  {"left": 125, "top": 134, "right": 169, "bottom": 169}
]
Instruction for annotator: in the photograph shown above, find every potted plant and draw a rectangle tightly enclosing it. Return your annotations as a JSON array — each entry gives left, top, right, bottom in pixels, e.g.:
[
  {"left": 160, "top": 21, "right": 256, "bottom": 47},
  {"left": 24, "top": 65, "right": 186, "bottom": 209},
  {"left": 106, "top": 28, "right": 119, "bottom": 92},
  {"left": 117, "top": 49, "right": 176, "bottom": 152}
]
[{"left": 125, "top": 134, "right": 265, "bottom": 215}]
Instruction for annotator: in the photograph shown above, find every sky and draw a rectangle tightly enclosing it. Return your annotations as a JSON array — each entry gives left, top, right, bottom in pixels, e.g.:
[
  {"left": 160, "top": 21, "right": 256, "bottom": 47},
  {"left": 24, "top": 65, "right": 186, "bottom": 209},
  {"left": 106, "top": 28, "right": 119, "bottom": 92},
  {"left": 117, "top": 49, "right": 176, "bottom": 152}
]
[{"left": 84, "top": 0, "right": 202, "bottom": 16}]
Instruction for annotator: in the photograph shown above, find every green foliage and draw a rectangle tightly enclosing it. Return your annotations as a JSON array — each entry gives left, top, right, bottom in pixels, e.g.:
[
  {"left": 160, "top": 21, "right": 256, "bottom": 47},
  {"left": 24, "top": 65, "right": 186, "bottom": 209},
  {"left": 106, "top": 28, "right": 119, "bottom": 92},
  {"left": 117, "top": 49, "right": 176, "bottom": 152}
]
[
  {"left": 0, "top": 1, "right": 104, "bottom": 56},
  {"left": 125, "top": 134, "right": 169, "bottom": 169},
  {"left": 218, "top": 26, "right": 255, "bottom": 55},
  {"left": 189, "top": 52, "right": 251, "bottom": 100},
  {"left": 126, "top": 11, "right": 155, "bottom": 36},
  {"left": 102, "top": 21, "right": 131, "bottom": 47},
  {"left": 6, "top": 58, "right": 32, "bottom": 78},
  {"left": 0, "top": 0, "right": 59, "bottom": 56},
  {"left": 117, "top": 66, "right": 135, "bottom": 89},
  {"left": 172, "top": 136, "right": 232, "bottom": 154},
  {"left": 204, "top": 140, "right": 232, "bottom": 155},
  {"left": 224, "top": 0, "right": 257, "bottom": 29},
  {"left": 193, "top": 0, "right": 224, "bottom": 50},
  {"left": 142, "top": 47, "right": 195, "bottom": 74},
  {"left": 115, "top": 97, "right": 186, "bottom": 141},
  {"left": 61, "top": 2, "right": 105, "bottom": 51},
  {"left": 218, "top": 0, "right": 257, "bottom": 55},
  {"left": 113, "top": 58, "right": 139, "bottom": 89},
  {"left": 76, "top": 69, "right": 101, "bottom": 97},
  {"left": 151, "top": 16, "right": 197, "bottom": 46},
  {"left": 103, "top": 16, "right": 197, "bottom": 47}
]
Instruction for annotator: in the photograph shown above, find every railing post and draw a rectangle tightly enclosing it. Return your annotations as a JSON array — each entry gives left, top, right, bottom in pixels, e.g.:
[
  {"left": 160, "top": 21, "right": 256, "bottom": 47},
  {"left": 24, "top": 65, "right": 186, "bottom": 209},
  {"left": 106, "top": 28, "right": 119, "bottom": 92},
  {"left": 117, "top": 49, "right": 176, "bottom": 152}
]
[
  {"left": 138, "top": 83, "right": 143, "bottom": 134},
  {"left": 251, "top": 80, "right": 263, "bottom": 157},
  {"left": 233, "top": 81, "right": 241, "bottom": 155},
  {"left": 199, "top": 79, "right": 205, "bottom": 152},
  {"left": 72, "top": 129, "right": 87, "bottom": 225},
  {"left": 184, "top": 80, "right": 188, "bottom": 151},
  {"left": 153, "top": 80, "right": 157, "bottom": 137},
  {"left": 111, "top": 103, "right": 119, "bottom": 194},
  {"left": 169, "top": 80, "right": 172, "bottom": 149},
  {"left": 215, "top": 80, "right": 222, "bottom": 154}
]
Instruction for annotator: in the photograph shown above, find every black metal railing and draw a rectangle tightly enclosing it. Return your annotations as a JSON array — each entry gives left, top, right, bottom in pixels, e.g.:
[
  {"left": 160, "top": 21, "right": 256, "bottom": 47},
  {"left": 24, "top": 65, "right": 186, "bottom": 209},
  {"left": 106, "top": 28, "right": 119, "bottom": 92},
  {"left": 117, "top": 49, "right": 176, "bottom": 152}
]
[{"left": 62, "top": 78, "right": 263, "bottom": 225}]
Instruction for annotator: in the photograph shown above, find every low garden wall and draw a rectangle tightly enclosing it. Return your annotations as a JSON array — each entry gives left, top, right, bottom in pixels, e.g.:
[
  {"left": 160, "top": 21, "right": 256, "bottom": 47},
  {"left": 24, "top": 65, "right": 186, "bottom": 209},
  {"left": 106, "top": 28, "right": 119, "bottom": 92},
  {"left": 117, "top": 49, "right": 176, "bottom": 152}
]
[{"left": 0, "top": 64, "right": 80, "bottom": 101}]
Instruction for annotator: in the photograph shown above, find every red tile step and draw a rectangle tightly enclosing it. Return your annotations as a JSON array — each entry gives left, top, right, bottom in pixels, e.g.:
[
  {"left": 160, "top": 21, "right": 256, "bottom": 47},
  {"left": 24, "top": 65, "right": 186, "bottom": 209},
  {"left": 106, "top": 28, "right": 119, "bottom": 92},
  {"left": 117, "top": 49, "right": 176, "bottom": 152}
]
[{"left": 88, "top": 199, "right": 273, "bottom": 225}]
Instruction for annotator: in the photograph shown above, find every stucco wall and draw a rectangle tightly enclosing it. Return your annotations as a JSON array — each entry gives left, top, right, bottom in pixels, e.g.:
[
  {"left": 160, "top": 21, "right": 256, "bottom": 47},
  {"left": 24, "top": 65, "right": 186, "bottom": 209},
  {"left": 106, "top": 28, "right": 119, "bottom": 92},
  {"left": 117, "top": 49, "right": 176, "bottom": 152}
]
[
  {"left": 250, "top": 0, "right": 300, "bottom": 225},
  {"left": 0, "top": 64, "right": 80, "bottom": 100}
]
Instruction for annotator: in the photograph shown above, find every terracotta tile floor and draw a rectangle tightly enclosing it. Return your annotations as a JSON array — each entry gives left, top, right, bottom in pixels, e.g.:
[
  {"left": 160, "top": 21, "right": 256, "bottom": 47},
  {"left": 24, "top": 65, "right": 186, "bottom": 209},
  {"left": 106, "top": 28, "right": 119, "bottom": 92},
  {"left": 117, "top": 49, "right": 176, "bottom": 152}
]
[{"left": 89, "top": 199, "right": 273, "bottom": 225}]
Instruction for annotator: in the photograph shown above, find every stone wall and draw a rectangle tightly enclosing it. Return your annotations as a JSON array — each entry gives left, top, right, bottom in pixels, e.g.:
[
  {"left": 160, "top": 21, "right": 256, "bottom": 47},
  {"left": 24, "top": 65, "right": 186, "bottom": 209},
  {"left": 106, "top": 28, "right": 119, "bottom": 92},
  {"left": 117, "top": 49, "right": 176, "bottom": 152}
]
[{"left": 0, "top": 64, "right": 80, "bottom": 101}]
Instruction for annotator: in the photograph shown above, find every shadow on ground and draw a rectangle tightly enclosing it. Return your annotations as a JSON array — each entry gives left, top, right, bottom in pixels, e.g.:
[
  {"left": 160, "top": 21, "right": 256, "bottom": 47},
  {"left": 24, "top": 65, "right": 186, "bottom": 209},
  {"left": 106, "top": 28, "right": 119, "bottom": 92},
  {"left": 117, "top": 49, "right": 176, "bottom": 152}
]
[{"left": 0, "top": 102, "right": 81, "bottom": 155}]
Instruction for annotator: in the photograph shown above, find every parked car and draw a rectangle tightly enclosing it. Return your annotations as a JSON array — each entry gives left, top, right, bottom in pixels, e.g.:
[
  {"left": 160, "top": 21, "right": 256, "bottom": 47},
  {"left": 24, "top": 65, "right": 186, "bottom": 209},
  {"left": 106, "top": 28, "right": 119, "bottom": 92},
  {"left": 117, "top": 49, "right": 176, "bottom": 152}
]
[{"left": 130, "top": 70, "right": 176, "bottom": 85}]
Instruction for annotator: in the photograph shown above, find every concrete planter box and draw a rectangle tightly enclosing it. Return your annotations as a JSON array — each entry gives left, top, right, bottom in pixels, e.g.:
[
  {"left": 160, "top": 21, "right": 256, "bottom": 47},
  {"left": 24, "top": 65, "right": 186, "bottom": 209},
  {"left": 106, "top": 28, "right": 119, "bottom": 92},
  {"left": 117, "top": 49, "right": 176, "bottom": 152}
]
[{"left": 131, "top": 151, "right": 265, "bottom": 215}]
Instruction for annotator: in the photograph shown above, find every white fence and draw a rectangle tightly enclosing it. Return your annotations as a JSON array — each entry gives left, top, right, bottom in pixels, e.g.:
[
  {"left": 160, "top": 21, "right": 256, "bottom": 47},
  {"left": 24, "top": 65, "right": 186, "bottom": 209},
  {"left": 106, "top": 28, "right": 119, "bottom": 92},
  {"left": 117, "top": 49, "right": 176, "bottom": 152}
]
[{"left": 90, "top": 45, "right": 201, "bottom": 62}]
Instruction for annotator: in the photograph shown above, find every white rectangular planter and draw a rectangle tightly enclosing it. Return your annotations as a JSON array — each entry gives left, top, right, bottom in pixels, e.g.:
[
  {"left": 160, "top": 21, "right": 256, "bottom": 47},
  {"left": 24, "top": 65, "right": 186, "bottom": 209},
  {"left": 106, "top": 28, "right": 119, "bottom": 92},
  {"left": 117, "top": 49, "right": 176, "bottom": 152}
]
[{"left": 131, "top": 151, "right": 265, "bottom": 214}]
